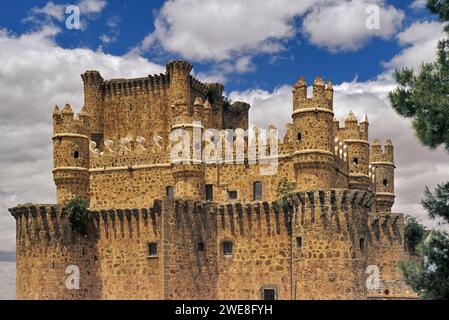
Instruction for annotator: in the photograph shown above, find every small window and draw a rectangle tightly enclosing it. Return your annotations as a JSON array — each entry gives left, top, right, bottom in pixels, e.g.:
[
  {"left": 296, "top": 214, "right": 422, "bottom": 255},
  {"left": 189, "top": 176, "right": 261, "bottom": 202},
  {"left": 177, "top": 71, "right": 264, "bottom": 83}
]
[
  {"left": 263, "top": 289, "right": 276, "bottom": 301},
  {"left": 383, "top": 179, "right": 389, "bottom": 187},
  {"left": 223, "top": 241, "right": 233, "bottom": 256},
  {"left": 166, "top": 186, "right": 174, "bottom": 197},
  {"left": 229, "top": 191, "right": 238, "bottom": 200},
  {"left": 74, "top": 151, "right": 79, "bottom": 159},
  {"left": 205, "top": 184, "right": 214, "bottom": 201},
  {"left": 253, "top": 181, "right": 263, "bottom": 201},
  {"left": 129, "top": 104, "right": 133, "bottom": 111},
  {"left": 297, "top": 132, "right": 302, "bottom": 141},
  {"left": 296, "top": 237, "right": 303, "bottom": 248},
  {"left": 360, "top": 238, "right": 365, "bottom": 251},
  {"left": 148, "top": 243, "right": 158, "bottom": 257},
  {"left": 353, "top": 158, "right": 359, "bottom": 165},
  {"left": 198, "top": 242, "right": 205, "bottom": 253}
]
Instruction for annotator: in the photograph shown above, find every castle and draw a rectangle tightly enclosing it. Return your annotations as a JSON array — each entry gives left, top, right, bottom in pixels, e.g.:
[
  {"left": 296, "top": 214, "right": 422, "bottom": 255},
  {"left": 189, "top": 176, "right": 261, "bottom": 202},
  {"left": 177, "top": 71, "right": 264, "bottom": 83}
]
[{"left": 10, "top": 60, "right": 417, "bottom": 300}]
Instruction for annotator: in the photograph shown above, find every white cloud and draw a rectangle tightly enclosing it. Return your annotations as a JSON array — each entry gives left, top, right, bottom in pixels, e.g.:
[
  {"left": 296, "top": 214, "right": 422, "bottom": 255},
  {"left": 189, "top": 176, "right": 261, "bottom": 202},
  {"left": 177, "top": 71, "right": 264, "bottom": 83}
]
[
  {"left": 30, "top": 2, "right": 66, "bottom": 22},
  {"left": 78, "top": 0, "right": 107, "bottom": 14},
  {"left": 228, "top": 78, "right": 449, "bottom": 229},
  {"left": 100, "top": 16, "right": 121, "bottom": 45},
  {"left": 229, "top": 85, "right": 292, "bottom": 134},
  {"left": 302, "top": 0, "right": 404, "bottom": 52},
  {"left": 0, "top": 261, "right": 15, "bottom": 300},
  {"left": 26, "top": 0, "right": 107, "bottom": 27},
  {"left": 229, "top": 20, "right": 449, "bottom": 228},
  {"left": 140, "top": 0, "right": 404, "bottom": 64},
  {"left": 410, "top": 0, "right": 427, "bottom": 9},
  {"left": 140, "top": 0, "right": 322, "bottom": 62},
  {"left": 385, "top": 21, "right": 446, "bottom": 70},
  {"left": 0, "top": 26, "right": 164, "bottom": 252},
  {"left": 194, "top": 56, "right": 255, "bottom": 84}
]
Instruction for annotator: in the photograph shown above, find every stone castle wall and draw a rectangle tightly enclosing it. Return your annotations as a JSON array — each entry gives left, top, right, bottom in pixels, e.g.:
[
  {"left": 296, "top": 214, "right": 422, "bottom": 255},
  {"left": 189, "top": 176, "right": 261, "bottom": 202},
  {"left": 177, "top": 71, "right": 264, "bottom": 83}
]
[
  {"left": 10, "top": 60, "right": 418, "bottom": 300},
  {"left": 10, "top": 196, "right": 415, "bottom": 300}
]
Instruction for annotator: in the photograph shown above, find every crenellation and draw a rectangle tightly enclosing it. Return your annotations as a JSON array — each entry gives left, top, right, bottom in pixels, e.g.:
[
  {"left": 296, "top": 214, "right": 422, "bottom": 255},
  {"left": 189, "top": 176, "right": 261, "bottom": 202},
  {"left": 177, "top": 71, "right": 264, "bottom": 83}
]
[{"left": 11, "top": 59, "right": 416, "bottom": 300}]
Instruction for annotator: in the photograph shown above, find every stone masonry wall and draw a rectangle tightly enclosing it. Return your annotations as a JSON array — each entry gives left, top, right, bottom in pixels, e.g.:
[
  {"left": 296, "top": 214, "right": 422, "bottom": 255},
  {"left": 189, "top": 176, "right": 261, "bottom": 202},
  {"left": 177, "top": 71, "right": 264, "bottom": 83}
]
[{"left": 290, "top": 190, "right": 373, "bottom": 300}]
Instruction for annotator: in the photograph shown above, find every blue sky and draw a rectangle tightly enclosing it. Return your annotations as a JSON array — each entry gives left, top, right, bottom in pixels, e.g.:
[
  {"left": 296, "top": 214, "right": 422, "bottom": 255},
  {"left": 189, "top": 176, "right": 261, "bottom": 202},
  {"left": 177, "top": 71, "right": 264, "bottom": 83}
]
[
  {"left": 0, "top": 0, "right": 439, "bottom": 90},
  {"left": 1, "top": 0, "right": 449, "bottom": 299}
]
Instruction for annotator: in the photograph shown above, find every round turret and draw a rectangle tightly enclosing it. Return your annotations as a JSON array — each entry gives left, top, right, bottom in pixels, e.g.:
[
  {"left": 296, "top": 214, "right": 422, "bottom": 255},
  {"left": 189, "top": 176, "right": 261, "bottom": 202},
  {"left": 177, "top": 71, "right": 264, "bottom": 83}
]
[
  {"left": 370, "top": 139, "right": 395, "bottom": 212},
  {"left": 292, "top": 76, "right": 336, "bottom": 191},
  {"left": 53, "top": 104, "right": 91, "bottom": 205}
]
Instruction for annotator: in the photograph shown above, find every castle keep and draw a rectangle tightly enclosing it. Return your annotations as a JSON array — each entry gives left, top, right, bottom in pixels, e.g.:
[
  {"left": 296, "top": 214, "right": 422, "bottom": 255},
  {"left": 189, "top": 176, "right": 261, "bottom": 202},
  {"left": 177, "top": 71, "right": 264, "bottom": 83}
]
[{"left": 10, "top": 60, "right": 416, "bottom": 300}]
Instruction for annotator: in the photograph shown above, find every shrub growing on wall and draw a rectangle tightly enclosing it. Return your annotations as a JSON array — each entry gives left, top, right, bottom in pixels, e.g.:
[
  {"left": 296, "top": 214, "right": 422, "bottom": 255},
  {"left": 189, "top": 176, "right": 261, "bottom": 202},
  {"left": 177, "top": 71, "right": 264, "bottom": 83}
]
[{"left": 66, "top": 198, "right": 89, "bottom": 236}]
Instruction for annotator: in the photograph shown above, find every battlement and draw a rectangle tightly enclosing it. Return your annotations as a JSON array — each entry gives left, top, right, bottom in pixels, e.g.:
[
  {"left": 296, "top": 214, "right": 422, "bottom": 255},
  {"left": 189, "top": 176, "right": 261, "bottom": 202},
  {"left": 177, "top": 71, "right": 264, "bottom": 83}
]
[
  {"left": 293, "top": 76, "right": 333, "bottom": 111},
  {"left": 370, "top": 139, "right": 394, "bottom": 164},
  {"left": 228, "top": 101, "right": 251, "bottom": 114},
  {"left": 53, "top": 104, "right": 90, "bottom": 136},
  {"left": 368, "top": 212, "right": 404, "bottom": 242},
  {"left": 12, "top": 60, "right": 413, "bottom": 300},
  {"left": 191, "top": 76, "right": 209, "bottom": 96},
  {"left": 286, "top": 189, "right": 374, "bottom": 211},
  {"left": 81, "top": 70, "right": 104, "bottom": 85},
  {"left": 103, "top": 74, "right": 169, "bottom": 96},
  {"left": 335, "top": 112, "right": 369, "bottom": 141},
  {"left": 166, "top": 60, "right": 193, "bottom": 75}
]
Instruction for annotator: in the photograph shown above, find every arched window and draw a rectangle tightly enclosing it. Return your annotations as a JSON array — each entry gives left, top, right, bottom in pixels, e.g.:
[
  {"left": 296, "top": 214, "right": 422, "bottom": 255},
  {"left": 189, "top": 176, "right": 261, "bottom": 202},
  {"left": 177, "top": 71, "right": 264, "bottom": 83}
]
[
  {"left": 383, "top": 179, "right": 389, "bottom": 187},
  {"left": 297, "top": 132, "right": 302, "bottom": 141},
  {"left": 353, "top": 158, "right": 359, "bottom": 165},
  {"left": 253, "top": 181, "right": 263, "bottom": 201},
  {"left": 74, "top": 151, "right": 79, "bottom": 159}
]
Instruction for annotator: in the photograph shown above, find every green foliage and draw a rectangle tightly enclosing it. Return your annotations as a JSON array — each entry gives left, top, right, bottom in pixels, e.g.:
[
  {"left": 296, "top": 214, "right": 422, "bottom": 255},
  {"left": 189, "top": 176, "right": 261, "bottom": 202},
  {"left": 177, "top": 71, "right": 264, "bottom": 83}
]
[
  {"left": 66, "top": 198, "right": 89, "bottom": 236},
  {"left": 206, "top": 87, "right": 232, "bottom": 108},
  {"left": 391, "top": 1, "right": 449, "bottom": 300},
  {"left": 273, "top": 178, "right": 297, "bottom": 213},
  {"left": 206, "top": 87, "right": 220, "bottom": 104},
  {"left": 427, "top": 0, "right": 449, "bottom": 32},
  {"left": 223, "top": 96, "right": 233, "bottom": 109},
  {"left": 399, "top": 231, "right": 449, "bottom": 300},
  {"left": 389, "top": 1, "right": 449, "bottom": 152},
  {"left": 404, "top": 216, "right": 426, "bottom": 255},
  {"left": 422, "top": 182, "right": 449, "bottom": 224}
]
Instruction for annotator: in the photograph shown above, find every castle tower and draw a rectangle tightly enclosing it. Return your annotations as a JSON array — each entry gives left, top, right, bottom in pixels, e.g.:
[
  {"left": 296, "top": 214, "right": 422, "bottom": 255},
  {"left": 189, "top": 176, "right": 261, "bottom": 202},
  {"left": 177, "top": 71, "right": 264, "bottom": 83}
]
[
  {"left": 203, "top": 99, "right": 212, "bottom": 128},
  {"left": 52, "top": 104, "right": 91, "bottom": 205},
  {"left": 292, "top": 77, "right": 335, "bottom": 191},
  {"left": 167, "top": 61, "right": 205, "bottom": 200},
  {"left": 205, "top": 83, "right": 225, "bottom": 128},
  {"left": 81, "top": 71, "right": 104, "bottom": 146},
  {"left": 291, "top": 190, "right": 371, "bottom": 299},
  {"left": 370, "top": 139, "right": 395, "bottom": 212},
  {"left": 344, "top": 112, "right": 371, "bottom": 191}
]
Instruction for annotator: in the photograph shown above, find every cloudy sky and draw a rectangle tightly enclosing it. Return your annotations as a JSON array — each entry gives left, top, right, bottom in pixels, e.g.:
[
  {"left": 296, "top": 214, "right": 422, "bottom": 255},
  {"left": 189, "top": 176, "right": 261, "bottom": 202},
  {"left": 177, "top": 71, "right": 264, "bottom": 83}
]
[{"left": 1, "top": 0, "right": 448, "bottom": 299}]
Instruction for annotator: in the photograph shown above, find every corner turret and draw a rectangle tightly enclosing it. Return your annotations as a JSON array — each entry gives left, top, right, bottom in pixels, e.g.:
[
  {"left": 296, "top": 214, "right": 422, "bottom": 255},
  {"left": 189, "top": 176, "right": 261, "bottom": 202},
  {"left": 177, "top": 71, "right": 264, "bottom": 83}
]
[
  {"left": 53, "top": 104, "right": 91, "bottom": 205},
  {"left": 167, "top": 61, "right": 205, "bottom": 200},
  {"left": 292, "top": 76, "right": 335, "bottom": 191},
  {"left": 370, "top": 139, "right": 395, "bottom": 212},
  {"left": 336, "top": 112, "right": 371, "bottom": 190},
  {"left": 81, "top": 70, "right": 104, "bottom": 146},
  {"left": 167, "top": 60, "right": 193, "bottom": 125}
]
